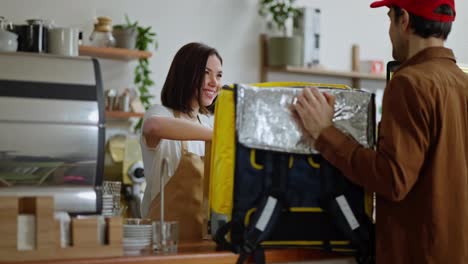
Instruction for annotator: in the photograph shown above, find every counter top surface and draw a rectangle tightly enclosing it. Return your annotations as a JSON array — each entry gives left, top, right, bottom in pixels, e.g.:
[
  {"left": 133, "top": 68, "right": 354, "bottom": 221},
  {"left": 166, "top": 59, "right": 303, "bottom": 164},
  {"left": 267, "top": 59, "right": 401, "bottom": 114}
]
[{"left": 1, "top": 241, "right": 352, "bottom": 264}]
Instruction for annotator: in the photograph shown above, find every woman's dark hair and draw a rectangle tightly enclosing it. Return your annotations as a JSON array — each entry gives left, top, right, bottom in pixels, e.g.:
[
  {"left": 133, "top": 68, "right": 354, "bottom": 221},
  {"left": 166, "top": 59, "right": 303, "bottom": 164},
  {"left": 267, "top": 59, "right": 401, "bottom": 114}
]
[
  {"left": 392, "top": 4, "right": 453, "bottom": 40},
  {"left": 161, "top": 42, "right": 222, "bottom": 116}
]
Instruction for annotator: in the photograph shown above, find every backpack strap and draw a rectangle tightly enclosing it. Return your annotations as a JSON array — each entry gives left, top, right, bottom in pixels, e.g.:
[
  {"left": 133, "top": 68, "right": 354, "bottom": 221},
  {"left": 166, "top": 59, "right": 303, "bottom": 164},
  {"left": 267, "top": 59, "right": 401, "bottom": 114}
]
[
  {"left": 236, "top": 152, "right": 289, "bottom": 264},
  {"left": 319, "top": 158, "right": 375, "bottom": 264},
  {"left": 214, "top": 220, "right": 235, "bottom": 252},
  {"left": 236, "top": 247, "right": 265, "bottom": 264}
]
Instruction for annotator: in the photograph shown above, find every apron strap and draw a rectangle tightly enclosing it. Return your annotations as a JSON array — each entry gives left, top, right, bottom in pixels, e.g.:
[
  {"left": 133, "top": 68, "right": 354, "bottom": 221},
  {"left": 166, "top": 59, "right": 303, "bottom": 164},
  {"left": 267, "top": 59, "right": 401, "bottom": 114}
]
[
  {"left": 173, "top": 110, "right": 201, "bottom": 155},
  {"left": 181, "top": 140, "right": 189, "bottom": 154}
]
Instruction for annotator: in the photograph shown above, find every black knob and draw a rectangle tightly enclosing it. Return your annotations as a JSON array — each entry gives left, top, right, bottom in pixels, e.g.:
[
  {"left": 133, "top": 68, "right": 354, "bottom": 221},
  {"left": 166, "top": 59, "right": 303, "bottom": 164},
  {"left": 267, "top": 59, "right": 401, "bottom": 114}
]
[{"left": 134, "top": 168, "right": 145, "bottom": 179}]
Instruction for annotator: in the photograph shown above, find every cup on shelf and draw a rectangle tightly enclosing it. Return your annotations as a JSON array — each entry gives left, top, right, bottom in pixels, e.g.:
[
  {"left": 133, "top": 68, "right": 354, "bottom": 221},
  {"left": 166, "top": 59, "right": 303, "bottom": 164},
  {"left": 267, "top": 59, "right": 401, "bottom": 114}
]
[
  {"left": 120, "top": 92, "right": 130, "bottom": 112},
  {"left": 48, "top": 27, "right": 79, "bottom": 56},
  {"left": 54, "top": 211, "right": 71, "bottom": 248},
  {"left": 105, "top": 89, "right": 118, "bottom": 111},
  {"left": 17, "top": 214, "right": 35, "bottom": 251}
]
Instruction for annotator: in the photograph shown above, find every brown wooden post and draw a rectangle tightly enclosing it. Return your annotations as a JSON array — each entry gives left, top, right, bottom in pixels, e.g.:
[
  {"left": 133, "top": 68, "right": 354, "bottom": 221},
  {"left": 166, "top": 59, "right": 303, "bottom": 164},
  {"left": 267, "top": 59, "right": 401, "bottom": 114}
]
[
  {"left": 351, "top": 44, "right": 360, "bottom": 88},
  {"left": 260, "top": 34, "right": 268, "bottom": 82}
]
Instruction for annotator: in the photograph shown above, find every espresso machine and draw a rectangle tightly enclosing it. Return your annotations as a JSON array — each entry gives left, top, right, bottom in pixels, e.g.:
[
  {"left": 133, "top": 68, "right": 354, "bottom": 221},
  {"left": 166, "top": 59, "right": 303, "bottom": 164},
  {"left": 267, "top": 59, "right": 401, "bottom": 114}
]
[{"left": 0, "top": 51, "right": 105, "bottom": 214}]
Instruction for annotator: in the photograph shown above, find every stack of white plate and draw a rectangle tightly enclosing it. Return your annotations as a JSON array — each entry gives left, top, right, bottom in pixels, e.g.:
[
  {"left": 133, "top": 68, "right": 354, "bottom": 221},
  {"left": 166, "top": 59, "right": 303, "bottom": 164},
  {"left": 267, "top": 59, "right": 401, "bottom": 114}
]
[
  {"left": 102, "top": 181, "right": 122, "bottom": 216},
  {"left": 101, "top": 194, "right": 114, "bottom": 216},
  {"left": 123, "top": 224, "right": 153, "bottom": 255},
  {"left": 103, "top": 181, "right": 121, "bottom": 195},
  {"left": 112, "top": 193, "right": 121, "bottom": 214}
]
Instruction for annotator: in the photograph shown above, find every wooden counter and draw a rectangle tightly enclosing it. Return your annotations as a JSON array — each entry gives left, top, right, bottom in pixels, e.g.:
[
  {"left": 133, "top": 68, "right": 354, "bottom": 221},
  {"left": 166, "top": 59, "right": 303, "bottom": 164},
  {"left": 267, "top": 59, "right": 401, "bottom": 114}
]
[{"left": 0, "top": 241, "right": 352, "bottom": 264}]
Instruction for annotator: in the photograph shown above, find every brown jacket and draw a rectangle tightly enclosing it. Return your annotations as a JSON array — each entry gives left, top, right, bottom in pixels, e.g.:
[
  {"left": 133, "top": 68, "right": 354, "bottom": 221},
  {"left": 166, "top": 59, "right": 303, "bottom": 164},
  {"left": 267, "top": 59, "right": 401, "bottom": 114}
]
[{"left": 316, "top": 47, "right": 468, "bottom": 264}]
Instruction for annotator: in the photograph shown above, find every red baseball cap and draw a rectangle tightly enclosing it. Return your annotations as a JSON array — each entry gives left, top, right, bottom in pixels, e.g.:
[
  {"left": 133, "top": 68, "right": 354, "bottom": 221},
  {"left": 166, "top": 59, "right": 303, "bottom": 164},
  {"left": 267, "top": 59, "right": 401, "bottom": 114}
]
[{"left": 370, "top": 0, "right": 456, "bottom": 22}]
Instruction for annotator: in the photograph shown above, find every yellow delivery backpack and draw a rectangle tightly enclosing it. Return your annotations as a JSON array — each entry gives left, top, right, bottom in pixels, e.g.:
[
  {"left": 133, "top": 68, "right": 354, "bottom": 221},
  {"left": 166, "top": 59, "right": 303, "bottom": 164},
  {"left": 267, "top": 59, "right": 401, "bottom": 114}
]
[{"left": 208, "top": 82, "right": 375, "bottom": 264}]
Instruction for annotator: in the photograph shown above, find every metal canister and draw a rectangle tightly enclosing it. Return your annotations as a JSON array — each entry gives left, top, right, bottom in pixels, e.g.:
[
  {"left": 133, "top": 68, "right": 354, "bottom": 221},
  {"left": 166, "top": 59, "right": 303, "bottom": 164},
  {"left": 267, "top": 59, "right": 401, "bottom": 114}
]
[{"left": 15, "top": 19, "right": 47, "bottom": 53}]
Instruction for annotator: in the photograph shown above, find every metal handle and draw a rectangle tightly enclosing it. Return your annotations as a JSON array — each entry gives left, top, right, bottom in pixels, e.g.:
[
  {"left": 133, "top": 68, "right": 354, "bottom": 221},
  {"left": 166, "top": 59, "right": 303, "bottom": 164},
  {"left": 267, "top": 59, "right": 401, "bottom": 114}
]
[
  {"left": 0, "top": 16, "right": 12, "bottom": 31},
  {"left": 160, "top": 158, "right": 168, "bottom": 228}
]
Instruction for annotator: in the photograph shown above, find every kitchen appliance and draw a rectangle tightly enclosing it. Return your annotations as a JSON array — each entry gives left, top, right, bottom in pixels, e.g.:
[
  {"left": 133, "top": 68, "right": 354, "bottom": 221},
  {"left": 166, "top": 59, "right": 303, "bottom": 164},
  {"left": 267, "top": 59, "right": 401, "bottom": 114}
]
[
  {"left": 0, "top": 51, "right": 105, "bottom": 214},
  {"left": 122, "top": 135, "right": 144, "bottom": 218},
  {"left": 14, "top": 19, "right": 48, "bottom": 53},
  {"left": 106, "top": 133, "right": 144, "bottom": 218}
]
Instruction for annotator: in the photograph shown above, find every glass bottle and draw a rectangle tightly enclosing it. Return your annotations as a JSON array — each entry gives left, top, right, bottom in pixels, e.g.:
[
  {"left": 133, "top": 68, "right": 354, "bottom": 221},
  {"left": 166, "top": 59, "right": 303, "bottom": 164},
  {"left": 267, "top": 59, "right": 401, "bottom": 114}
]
[{"left": 89, "top": 16, "right": 115, "bottom": 47}]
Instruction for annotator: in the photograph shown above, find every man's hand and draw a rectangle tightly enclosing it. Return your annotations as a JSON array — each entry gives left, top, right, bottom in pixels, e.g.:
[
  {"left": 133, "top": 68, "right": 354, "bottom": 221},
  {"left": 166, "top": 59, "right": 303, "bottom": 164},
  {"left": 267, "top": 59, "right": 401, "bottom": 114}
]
[{"left": 293, "top": 87, "right": 336, "bottom": 141}]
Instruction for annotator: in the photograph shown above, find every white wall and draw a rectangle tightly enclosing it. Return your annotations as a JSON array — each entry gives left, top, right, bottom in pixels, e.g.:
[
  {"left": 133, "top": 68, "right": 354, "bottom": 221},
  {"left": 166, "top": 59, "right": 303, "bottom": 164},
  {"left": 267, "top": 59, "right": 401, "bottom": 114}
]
[
  {"left": 2, "top": 0, "right": 467, "bottom": 101},
  {"left": 1, "top": 0, "right": 261, "bottom": 101},
  {"left": 295, "top": 0, "right": 468, "bottom": 70}
]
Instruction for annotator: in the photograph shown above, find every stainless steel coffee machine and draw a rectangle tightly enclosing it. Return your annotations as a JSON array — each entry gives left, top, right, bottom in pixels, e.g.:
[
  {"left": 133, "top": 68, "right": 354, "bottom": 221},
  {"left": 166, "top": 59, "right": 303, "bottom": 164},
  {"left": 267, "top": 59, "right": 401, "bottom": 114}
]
[{"left": 0, "top": 52, "right": 105, "bottom": 214}]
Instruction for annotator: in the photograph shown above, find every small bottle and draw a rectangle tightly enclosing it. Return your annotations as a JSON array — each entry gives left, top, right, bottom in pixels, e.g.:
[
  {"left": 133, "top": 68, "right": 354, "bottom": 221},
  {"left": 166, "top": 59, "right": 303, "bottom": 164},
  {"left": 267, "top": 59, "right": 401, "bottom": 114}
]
[
  {"left": 89, "top": 16, "right": 115, "bottom": 47},
  {"left": 78, "top": 31, "right": 83, "bottom": 46}
]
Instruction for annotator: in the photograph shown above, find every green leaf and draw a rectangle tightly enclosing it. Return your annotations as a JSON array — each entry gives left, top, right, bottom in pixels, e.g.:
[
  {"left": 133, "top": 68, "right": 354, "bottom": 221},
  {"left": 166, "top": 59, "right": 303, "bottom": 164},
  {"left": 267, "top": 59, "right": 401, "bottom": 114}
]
[
  {"left": 135, "top": 74, "right": 141, "bottom": 83},
  {"left": 139, "top": 85, "right": 149, "bottom": 91},
  {"left": 143, "top": 79, "right": 154, "bottom": 86},
  {"left": 140, "top": 95, "right": 154, "bottom": 101},
  {"left": 259, "top": 0, "right": 302, "bottom": 35},
  {"left": 122, "top": 15, "right": 157, "bottom": 125},
  {"left": 124, "top": 14, "right": 131, "bottom": 25},
  {"left": 134, "top": 118, "right": 143, "bottom": 132}
]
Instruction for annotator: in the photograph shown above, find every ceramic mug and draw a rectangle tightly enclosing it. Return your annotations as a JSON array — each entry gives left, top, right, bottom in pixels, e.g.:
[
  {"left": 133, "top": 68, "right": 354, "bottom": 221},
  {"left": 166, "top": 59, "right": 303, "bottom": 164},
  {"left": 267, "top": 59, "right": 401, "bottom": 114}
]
[{"left": 48, "top": 27, "right": 79, "bottom": 56}]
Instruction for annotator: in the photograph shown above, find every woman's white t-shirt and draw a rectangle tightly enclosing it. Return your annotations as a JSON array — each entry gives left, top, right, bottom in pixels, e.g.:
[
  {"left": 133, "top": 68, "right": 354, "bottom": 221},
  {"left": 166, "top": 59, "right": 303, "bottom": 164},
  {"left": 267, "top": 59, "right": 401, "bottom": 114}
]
[{"left": 140, "top": 104, "right": 213, "bottom": 217}]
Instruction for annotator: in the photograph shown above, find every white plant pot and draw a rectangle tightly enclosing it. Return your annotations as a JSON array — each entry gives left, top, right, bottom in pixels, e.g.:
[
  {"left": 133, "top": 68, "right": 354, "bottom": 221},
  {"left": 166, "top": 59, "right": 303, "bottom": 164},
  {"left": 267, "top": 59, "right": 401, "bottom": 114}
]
[{"left": 113, "top": 28, "right": 137, "bottom": 50}]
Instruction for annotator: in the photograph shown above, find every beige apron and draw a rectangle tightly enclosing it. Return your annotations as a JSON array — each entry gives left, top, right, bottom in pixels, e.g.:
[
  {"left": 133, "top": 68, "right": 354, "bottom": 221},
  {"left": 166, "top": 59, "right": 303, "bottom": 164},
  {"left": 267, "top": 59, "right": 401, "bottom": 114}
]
[{"left": 145, "top": 114, "right": 205, "bottom": 242}]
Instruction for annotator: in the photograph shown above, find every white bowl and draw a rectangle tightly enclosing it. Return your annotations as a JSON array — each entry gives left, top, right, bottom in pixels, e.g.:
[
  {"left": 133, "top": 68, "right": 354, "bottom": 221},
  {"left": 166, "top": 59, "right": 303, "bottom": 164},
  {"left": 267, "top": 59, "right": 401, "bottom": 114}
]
[{"left": 0, "top": 30, "right": 18, "bottom": 52}]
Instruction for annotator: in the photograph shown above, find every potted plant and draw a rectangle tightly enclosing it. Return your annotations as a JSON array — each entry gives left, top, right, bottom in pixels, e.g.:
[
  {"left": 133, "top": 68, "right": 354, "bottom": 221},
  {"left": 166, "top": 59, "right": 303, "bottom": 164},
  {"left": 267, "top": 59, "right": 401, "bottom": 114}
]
[
  {"left": 114, "top": 15, "right": 158, "bottom": 131},
  {"left": 258, "top": 0, "right": 303, "bottom": 66},
  {"left": 112, "top": 15, "right": 138, "bottom": 49}
]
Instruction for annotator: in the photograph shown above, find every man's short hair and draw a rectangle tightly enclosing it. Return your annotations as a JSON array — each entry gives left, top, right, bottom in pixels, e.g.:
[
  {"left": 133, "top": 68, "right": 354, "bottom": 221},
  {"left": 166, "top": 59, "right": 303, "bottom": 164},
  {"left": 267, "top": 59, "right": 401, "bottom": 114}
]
[{"left": 393, "top": 4, "right": 454, "bottom": 40}]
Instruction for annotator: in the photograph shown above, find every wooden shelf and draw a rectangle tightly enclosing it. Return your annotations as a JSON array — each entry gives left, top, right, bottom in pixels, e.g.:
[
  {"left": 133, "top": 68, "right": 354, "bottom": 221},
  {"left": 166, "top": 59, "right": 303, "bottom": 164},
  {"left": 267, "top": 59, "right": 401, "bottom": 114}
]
[
  {"left": 79, "top": 46, "right": 152, "bottom": 61},
  {"left": 11, "top": 241, "right": 352, "bottom": 264},
  {"left": 0, "top": 197, "right": 123, "bottom": 262},
  {"left": 105, "top": 111, "right": 144, "bottom": 119},
  {"left": 267, "top": 65, "right": 386, "bottom": 81},
  {"left": 259, "top": 34, "right": 385, "bottom": 88}
]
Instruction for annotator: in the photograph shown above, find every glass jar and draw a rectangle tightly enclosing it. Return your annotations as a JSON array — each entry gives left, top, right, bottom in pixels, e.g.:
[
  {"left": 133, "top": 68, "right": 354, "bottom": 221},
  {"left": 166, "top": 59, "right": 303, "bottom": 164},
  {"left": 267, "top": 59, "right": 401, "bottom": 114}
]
[
  {"left": 89, "top": 16, "right": 115, "bottom": 47},
  {"left": 0, "top": 16, "right": 18, "bottom": 52}
]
